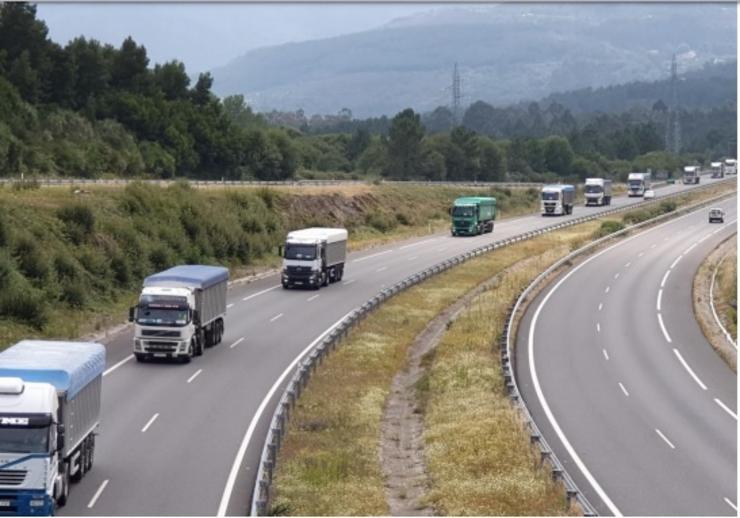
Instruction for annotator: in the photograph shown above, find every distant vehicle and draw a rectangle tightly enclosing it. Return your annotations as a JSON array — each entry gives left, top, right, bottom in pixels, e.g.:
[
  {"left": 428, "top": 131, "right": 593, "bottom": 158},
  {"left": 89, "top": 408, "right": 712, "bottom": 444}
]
[
  {"left": 541, "top": 184, "right": 575, "bottom": 216},
  {"left": 709, "top": 208, "right": 725, "bottom": 223},
  {"left": 450, "top": 197, "right": 496, "bottom": 236},
  {"left": 723, "top": 158, "right": 737, "bottom": 176},
  {"left": 130, "top": 265, "right": 229, "bottom": 362},
  {"left": 627, "top": 172, "right": 651, "bottom": 197},
  {"left": 710, "top": 162, "right": 724, "bottom": 179},
  {"left": 0, "top": 340, "right": 105, "bottom": 514},
  {"left": 683, "top": 166, "right": 701, "bottom": 185},
  {"left": 584, "top": 178, "right": 613, "bottom": 206},
  {"left": 282, "top": 228, "right": 347, "bottom": 289},
  {"left": 643, "top": 189, "right": 655, "bottom": 200}
]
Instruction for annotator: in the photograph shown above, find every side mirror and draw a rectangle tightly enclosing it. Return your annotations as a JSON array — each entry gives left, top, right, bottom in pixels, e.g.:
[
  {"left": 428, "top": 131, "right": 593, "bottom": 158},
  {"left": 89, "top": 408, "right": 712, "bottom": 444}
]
[
  {"left": 56, "top": 424, "right": 64, "bottom": 452},
  {"left": 128, "top": 306, "right": 136, "bottom": 323},
  {"left": 193, "top": 310, "right": 200, "bottom": 327}
]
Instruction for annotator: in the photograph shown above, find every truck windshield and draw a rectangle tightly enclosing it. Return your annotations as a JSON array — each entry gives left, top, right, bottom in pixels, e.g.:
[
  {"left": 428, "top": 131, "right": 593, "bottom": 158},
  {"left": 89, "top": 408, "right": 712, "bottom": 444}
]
[
  {"left": 541, "top": 192, "right": 559, "bottom": 201},
  {"left": 285, "top": 244, "right": 316, "bottom": 260},
  {"left": 628, "top": 180, "right": 643, "bottom": 188},
  {"left": 452, "top": 206, "right": 475, "bottom": 217},
  {"left": 137, "top": 307, "right": 189, "bottom": 326},
  {"left": 0, "top": 426, "right": 49, "bottom": 454},
  {"left": 585, "top": 185, "right": 603, "bottom": 193}
]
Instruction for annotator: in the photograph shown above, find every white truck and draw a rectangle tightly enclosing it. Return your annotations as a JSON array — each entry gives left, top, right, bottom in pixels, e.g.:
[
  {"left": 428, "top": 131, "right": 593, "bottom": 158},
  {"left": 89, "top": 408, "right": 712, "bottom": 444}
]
[
  {"left": 682, "top": 166, "right": 701, "bottom": 184},
  {"left": 282, "top": 228, "right": 348, "bottom": 289},
  {"left": 723, "top": 158, "right": 737, "bottom": 176},
  {"left": 540, "top": 184, "right": 575, "bottom": 216},
  {"left": 130, "top": 265, "right": 229, "bottom": 362},
  {"left": 627, "top": 172, "right": 651, "bottom": 197},
  {"left": 0, "top": 340, "right": 105, "bottom": 515},
  {"left": 584, "top": 178, "right": 613, "bottom": 206},
  {"left": 710, "top": 162, "right": 724, "bottom": 178}
]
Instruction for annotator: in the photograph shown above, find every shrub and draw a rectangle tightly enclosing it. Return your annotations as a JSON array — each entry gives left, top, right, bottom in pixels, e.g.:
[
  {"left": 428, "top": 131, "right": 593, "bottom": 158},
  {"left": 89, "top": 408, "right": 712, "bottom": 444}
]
[
  {"left": 61, "top": 282, "right": 86, "bottom": 308},
  {"left": 659, "top": 200, "right": 677, "bottom": 213},
  {"left": 14, "top": 235, "right": 49, "bottom": 281},
  {"left": 110, "top": 255, "right": 131, "bottom": 286},
  {"left": 0, "top": 286, "right": 48, "bottom": 329},
  {"left": 365, "top": 211, "right": 397, "bottom": 233},
  {"left": 149, "top": 246, "right": 172, "bottom": 271},
  {"left": 57, "top": 204, "right": 96, "bottom": 242},
  {"left": 53, "top": 254, "right": 79, "bottom": 281},
  {"left": 0, "top": 252, "right": 14, "bottom": 289},
  {"left": 593, "top": 220, "right": 625, "bottom": 239}
]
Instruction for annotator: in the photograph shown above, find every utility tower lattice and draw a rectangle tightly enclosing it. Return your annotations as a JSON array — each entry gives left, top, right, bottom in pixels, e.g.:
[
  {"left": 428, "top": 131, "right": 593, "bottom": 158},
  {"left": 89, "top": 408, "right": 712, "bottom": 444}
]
[
  {"left": 452, "top": 62, "right": 462, "bottom": 125},
  {"left": 665, "top": 54, "right": 681, "bottom": 154}
]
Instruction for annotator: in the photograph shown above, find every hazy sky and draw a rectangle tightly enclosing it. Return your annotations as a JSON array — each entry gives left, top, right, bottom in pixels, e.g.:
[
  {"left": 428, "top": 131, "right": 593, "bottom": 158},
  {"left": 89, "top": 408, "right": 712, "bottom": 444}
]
[{"left": 37, "top": 3, "right": 440, "bottom": 74}]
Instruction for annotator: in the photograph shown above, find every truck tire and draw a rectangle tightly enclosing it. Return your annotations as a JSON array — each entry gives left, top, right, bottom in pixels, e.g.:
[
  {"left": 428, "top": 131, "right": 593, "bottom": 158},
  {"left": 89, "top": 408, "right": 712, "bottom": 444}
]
[
  {"left": 194, "top": 333, "right": 204, "bottom": 357},
  {"left": 336, "top": 266, "right": 344, "bottom": 282},
  {"left": 57, "top": 464, "right": 70, "bottom": 507},
  {"left": 215, "top": 320, "right": 224, "bottom": 345},
  {"left": 205, "top": 328, "right": 214, "bottom": 348},
  {"left": 183, "top": 340, "right": 194, "bottom": 363},
  {"left": 322, "top": 271, "right": 329, "bottom": 287},
  {"left": 86, "top": 435, "right": 95, "bottom": 472},
  {"left": 135, "top": 353, "right": 147, "bottom": 363}
]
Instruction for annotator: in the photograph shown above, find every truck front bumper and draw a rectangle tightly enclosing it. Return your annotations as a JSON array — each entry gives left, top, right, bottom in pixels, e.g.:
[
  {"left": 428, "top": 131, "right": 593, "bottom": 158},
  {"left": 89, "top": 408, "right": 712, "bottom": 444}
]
[
  {"left": 0, "top": 490, "right": 53, "bottom": 516},
  {"left": 135, "top": 339, "right": 190, "bottom": 359}
]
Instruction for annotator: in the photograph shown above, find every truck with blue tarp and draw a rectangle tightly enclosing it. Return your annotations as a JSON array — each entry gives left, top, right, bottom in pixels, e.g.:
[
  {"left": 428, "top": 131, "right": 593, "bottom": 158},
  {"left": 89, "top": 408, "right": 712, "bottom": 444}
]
[
  {"left": 130, "top": 265, "right": 229, "bottom": 362},
  {"left": 450, "top": 197, "right": 496, "bottom": 236},
  {"left": 0, "top": 340, "right": 105, "bottom": 515}
]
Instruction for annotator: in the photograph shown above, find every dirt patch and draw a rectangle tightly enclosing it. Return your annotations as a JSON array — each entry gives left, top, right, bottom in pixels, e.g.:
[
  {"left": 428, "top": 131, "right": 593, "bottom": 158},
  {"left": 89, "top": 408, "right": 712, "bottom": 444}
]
[
  {"left": 693, "top": 235, "right": 737, "bottom": 372},
  {"left": 379, "top": 273, "right": 507, "bottom": 515}
]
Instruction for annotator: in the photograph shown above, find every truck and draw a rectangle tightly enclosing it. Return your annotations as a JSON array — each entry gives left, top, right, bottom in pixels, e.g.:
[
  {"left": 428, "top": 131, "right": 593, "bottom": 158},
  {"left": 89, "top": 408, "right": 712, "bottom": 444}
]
[
  {"left": 627, "top": 172, "right": 651, "bottom": 197},
  {"left": 450, "top": 197, "right": 496, "bottom": 236},
  {"left": 710, "top": 162, "right": 724, "bottom": 178},
  {"left": 584, "top": 178, "right": 613, "bottom": 206},
  {"left": 723, "top": 158, "right": 737, "bottom": 176},
  {"left": 0, "top": 340, "right": 105, "bottom": 515},
  {"left": 130, "top": 265, "right": 229, "bottom": 362},
  {"left": 682, "top": 166, "right": 701, "bottom": 184},
  {"left": 282, "top": 228, "right": 348, "bottom": 289},
  {"left": 541, "top": 184, "right": 575, "bottom": 216}
]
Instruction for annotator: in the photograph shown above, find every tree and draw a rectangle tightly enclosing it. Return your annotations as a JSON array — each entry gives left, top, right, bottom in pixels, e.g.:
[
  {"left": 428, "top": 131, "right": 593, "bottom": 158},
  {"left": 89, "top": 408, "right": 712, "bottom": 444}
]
[
  {"left": 478, "top": 138, "right": 505, "bottom": 181},
  {"left": 66, "top": 37, "right": 110, "bottom": 109},
  {"left": 424, "top": 106, "right": 454, "bottom": 134},
  {"left": 221, "top": 95, "right": 265, "bottom": 129},
  {"left": 450, "top": 126, "right": 479, "bottom": 180},
  {"left": 111, "top": 36, "right": 149, "bottom": 92},
  {"left": 153, "top": 61, "right": 190, "bottom": 100},
  {"left": 543, "top": 136, "right": 574, "bottom": 176},
  {"left": 191, "top": 72, "right": 214, "bottom": 106},
  {"left": 384, "top": 108, "right": 424, "bottom": 179},
  {"left": 347, "top": 128, "right": 370, "bottom": 162}
]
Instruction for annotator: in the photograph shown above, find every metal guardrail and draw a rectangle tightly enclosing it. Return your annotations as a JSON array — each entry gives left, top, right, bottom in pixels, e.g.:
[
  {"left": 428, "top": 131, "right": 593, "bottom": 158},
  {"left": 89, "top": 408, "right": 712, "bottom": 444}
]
[
  {"left": 0, "top": 177, "right": 543, "bottom": 189},
  {"left": 501, "top": 185, "right": 737, "bottom": 516},
  {"left": 249, "top": 178, "right": 736, "bottom": 516}
]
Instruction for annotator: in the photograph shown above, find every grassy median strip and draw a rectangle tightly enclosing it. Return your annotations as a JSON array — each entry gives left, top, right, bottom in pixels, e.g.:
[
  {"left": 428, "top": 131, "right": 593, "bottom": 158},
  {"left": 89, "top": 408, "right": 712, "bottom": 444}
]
[
  {"left": 714, "top": 243, "right": 737, "bottom": 340},
  {"left": 271, "top": 222, "right": 600, "bottom": 515}
]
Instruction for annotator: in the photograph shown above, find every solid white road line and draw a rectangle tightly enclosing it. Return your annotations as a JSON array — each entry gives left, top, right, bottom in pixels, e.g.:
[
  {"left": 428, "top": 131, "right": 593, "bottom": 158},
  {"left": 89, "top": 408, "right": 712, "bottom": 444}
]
[
  {"left": 227, "top": 303, "right": 234, "bottom": 309},
  {"left": 399, "top": 238, "right": 438, "bottom": 250},
  {"left": 602, "top": 349, "right": 610, "bottom": 361},
  {"left": 684, "top": 243, "right": 698, "bottom": 254},
  {"left": 618, "top": 382, "right": 629, "bottom": 397},
  {"left": 656, "top": 289, "right": 663, "bottom": 311},
  {"left": 710, "top": 254, "right": 737, "bottom": 349},
  {"left": 376, "top": 266, "right": 387, "bottom": 272},
  {"left": 657, "top": 313, "right": 672, "bottom": 343},
  {"left": 307, "top": 294, "right": 320, "bottom": 302},
  {"left": 342, "top": 279, "right": 356, "bottom": 286},
  {"left": 660, "top": 269, "right": 671, "bottom": 288},
  {"left": 103, "top": 354, "right": 134, "bottom": 377},
  {"left": 87, "top": 479, "right": 110, "bottom": 508},
  {"left": 141, "top": 413, "right": 159, "bottom": 433},
  {"left": 724, "top": 498, "right": 738, "bottom": 512},
  {"left": 598, "top": 303, "right": 603, "bottom": 311},
  {"left": 655, "top": 429, "right": 676, "bottom": 449},
  {"left": 605, "top": 286, "right": 611, "bottom": 294},
  {"left": 229, "top": 337, "right": 245, "bottom": 349},
  {"left": 187, "top": 369, "right": 202, "bottom": 384},
  {"left": 242, "top": 285, "right": 280, "bottom": 302},
  {"left": 672, "top": 348, "right": 708, "bottom": 390},
  {"left": 352, "top": 249, "right": 393, "bottom": 263},
  {"left": 714, "top": 398, "right": 737, "bottom": 420},
  {"left": 407, "top": 256, "right": 418, "bottom": 261},
  {"left": 219, "top": 311, "right": 355, "bottom": 517},
  {"left": 670, "top": 255, "right": 682, "bottom": 269},
  {"left": 269, "top": 313, "right": 284, "bottom": 323}
]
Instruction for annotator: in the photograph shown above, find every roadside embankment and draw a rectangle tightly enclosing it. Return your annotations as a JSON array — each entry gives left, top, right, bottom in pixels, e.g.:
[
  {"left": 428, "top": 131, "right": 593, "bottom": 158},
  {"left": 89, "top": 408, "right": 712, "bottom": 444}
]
[{"left": 693, "top": 234, "right": 737, "bottom": 371}]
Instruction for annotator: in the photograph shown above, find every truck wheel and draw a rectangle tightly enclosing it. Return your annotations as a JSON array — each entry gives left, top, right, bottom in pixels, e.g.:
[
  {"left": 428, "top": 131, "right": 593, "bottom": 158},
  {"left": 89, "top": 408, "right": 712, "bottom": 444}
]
[
  {"left": 322, "top": 272, "right": 329, "bottom": 287},
  {"left": 87, "top": 435, "right": 95, "bottom": 472},
  {"left": 337, "top": 266, "right": 344, "bottom": 281},
  {"left": 204, "top": 328, "right": 214, "bottom": 348},
  {"left": 216, "top": 320, "right": 223, "bottom": 345},
  {"left": 57, "top": 464, "right": 70, "bottom": 507},
  {"left": 135, "top": 353, "right": 147, "bottom": 363},
  {"left": 183, "top": 340, "right": 194, "bottom": 363},
  {"left": 195, "top": 335, "right": 204, "bottom": 357}
]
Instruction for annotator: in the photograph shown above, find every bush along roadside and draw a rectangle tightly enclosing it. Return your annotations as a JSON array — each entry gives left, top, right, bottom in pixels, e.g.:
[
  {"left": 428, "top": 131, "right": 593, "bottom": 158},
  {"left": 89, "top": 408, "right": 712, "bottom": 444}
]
[{"left": 267, "top": 182, "right": 736, "bottom": 516}]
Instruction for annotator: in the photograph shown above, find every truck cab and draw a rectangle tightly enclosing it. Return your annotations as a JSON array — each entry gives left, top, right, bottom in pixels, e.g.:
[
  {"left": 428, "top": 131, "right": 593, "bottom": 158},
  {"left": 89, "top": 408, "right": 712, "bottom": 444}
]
[
  {"left": 683, "top": 166, "right": 700, "bottom": 185},
  {"left": 132, "top": 286, "right": 197, "bottom": 361},
  {"left": 0, "top": 379, "right": 58, "bottom": 516},
  {"left": 710, "top": 162, "right": 724, "bottom": 178}
]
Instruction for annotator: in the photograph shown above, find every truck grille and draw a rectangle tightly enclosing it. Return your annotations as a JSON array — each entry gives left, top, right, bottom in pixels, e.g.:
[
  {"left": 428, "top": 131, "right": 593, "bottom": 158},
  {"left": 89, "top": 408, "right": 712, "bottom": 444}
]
[
  {"left": 145, "top": 341, "right": 178, "bottom": 352},
  {"left": 141, "top": 330, "right": 180, "bottom": 338},
  {"left": 286, "top": 266, "right": 312, "bottom": 279},
  {"left": 0, "top": 470, "right": 26, "bottom": 486}
]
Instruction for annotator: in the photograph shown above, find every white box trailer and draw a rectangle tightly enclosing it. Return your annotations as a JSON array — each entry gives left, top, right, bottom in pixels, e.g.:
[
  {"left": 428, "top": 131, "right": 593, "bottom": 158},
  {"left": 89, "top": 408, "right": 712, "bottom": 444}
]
[
  {"left": 0, "top": 340, "right": 105, "bottom": 514},
  {"left": 131, "top": 265, "right": 229, "bottom": 362},
  {"left": 282, "top": 228, "right": 348, "bottom": 289}
]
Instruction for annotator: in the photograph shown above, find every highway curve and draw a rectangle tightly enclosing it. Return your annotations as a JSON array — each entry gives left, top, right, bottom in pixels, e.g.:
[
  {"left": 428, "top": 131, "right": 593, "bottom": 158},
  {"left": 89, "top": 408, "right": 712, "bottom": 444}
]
[
  {"left": 517, "top": 195, "right": 737, "bottom": 515},
  {"left": 57, "top": 177, "right": 730, "bottom": 515}
]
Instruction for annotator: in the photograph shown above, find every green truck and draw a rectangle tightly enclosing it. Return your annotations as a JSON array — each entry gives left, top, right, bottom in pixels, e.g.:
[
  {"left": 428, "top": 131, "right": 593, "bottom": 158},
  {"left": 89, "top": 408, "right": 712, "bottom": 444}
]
[{"left": 450, "top": 196, "right": 496, "bottom": 236}]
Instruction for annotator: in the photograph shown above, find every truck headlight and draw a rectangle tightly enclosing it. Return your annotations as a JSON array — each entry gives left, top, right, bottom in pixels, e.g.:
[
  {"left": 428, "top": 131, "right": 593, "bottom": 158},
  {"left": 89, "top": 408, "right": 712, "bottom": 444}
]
[
  {"left": 29, "top": 500, "right": 45, "bottom": 508},
  {"left": 134, "top": 339, "right": 142, "bottom": 350}
]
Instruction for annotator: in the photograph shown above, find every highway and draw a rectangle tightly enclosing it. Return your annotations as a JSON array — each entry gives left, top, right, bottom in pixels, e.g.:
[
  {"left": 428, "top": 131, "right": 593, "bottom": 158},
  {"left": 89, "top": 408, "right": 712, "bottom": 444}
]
[
  {"left": 517, "top": 195, "right": 737, "bottom": 515},
  {"left": 57, "top": 177, "right": 731, "bottom": 515}
]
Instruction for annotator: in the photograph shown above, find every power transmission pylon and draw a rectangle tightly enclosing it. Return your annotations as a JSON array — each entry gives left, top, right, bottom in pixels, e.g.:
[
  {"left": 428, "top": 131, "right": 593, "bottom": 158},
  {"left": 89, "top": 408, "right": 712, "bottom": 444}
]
[
  {"left": 665, "top": 54, "right": 681, "bottom": 154},
  {"left": 452, "top": 62, "right": 461, "bottom": 126}
]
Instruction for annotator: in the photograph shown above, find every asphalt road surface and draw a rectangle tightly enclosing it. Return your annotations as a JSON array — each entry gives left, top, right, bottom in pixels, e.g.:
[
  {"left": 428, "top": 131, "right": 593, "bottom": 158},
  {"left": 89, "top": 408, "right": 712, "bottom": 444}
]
[
  {"left": 59, "top": 176, "right": 733, "bottom": 515},
  {"left": 517, "top": 195, "right": 737, "bottom": 516}
]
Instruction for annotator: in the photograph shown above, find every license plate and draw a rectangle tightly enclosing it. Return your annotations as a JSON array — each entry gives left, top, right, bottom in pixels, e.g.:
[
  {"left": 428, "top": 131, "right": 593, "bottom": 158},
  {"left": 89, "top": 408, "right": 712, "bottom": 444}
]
[
  {"left": 154, "top": 353, "right": 166, "bottom": 358},
  {"left": 0, "top": 500, "right": 12, "bottom": 507}
]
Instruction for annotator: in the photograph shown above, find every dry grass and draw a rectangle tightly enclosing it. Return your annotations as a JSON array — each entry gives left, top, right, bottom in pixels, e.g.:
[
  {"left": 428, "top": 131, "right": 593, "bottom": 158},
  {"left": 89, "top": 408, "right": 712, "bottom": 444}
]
[
  {"left": 715, "top": 243, "right": 737, "bottom": 339},
  {"left": 271, "top": 223, "right": 599, "bottom": 516}
]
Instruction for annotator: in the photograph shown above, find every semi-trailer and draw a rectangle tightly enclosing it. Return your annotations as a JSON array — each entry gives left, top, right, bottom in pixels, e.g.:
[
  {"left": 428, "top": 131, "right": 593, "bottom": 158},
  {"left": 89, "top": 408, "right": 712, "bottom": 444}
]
[
  {"left": 0, "top": 340, "right": 105, "bottom": 515},
  {"left": 710, "top": 162, "right": 724, "bottom": 178},
  {"left": 723, "top": 158, "right": 737, "bottom": 175},
  {"left": 627, "top": 172, "right": 651, "bottom": 197},
  {"left": 683, "top": 166, "right": 700, "bottom": 184},
  {"left": 541, "top": 184, "right": 575, "bottom": 215},
  {"left": 450, "top": 197, "right": 496, "bottom": 236},
  {"left": 130, "top": 265, "right": 229, "bottom": 362},
  {"left": 584, "top": 178, "right": 612, "bottom": 206},
  {"left": 282, "top": 228, "right": 348, "bottom": 289}
]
